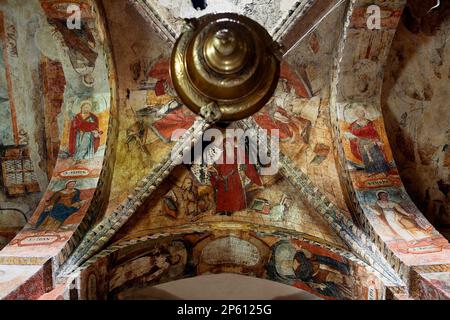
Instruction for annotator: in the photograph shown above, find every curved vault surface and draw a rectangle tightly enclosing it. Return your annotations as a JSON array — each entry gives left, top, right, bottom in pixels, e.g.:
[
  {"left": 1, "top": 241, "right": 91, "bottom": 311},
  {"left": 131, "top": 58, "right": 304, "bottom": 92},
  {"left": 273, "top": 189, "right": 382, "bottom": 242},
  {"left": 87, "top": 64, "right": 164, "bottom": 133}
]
[
  {"left": 62, "top": 231, "right": 386, "bottom": 300},
  {"left": 0, "top": 0, "right": 449, "bottom": 300},
  {"left": 381, "top": 6, "right": 450, "bottom": 240},
  {"left": 0, "top": 0, "right": 116, "bottom": 299}
]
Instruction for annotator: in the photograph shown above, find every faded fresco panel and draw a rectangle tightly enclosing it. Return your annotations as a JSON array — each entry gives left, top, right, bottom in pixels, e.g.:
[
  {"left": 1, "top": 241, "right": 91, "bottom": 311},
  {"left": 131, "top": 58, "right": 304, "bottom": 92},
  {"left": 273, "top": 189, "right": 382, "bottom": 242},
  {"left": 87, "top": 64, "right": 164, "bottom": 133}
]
[
  {"left": 336, "top": 100, "right": 450, "bottom": 265},
  {"left": 0, "top": 40, "right": 14, "bottom": 146},
  {"left": 74, "top": 232, "right": 385, "bottom": 300},
  {"left": 0, "top": 0, "right": 113, "bottom": 260}
]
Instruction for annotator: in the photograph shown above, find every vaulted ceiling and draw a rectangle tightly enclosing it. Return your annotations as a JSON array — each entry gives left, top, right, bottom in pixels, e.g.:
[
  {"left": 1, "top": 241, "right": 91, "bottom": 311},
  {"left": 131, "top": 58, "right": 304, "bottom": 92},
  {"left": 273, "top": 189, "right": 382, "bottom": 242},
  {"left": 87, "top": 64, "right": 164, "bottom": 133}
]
[{"left": 0, "top": 0, "right": 448, "bottom": 300}]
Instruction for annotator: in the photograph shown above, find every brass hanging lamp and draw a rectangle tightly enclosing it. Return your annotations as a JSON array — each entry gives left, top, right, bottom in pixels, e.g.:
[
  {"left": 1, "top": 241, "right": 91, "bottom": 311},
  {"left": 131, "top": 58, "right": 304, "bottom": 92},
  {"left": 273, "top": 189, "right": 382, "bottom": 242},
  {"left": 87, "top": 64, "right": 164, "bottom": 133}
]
[{"left": 170, "top": 13, "right": 281, "bottom": 122}]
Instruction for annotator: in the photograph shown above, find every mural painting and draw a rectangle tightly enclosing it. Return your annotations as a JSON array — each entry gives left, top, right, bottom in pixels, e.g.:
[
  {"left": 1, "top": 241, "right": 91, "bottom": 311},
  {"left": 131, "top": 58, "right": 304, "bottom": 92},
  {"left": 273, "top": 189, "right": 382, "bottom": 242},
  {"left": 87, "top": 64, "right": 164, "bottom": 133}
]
[
  {"left": 0, "top": 0, "right": 447, "bottom": 301},
  {"left": 110, "top": 52, "right": 345, "bottom": 228},
  {"left": 0, "top": 11, "right": 16, "bottom": 148},
  {"left": 103, "top": 5, "right": 350, "bottom": 231},
  {"left": 104, "top": 54, "right": 195, "bottom": 215},
  {"left": 253, "top": 56, "right": 347, "bottom": 213},
  {"left": 106, "top": 35, "right": 349, "bottom": 225},
  {"left": 102, "top": 48, "right": 348, "bottom": 246},
  {"left": 134, "top": 58, "right": 196, "bottom": 145},
  {"left": 340, "top": 103, "right": 399, "bottom": 189},
  {"left": 267, "top": 240, "right": 351, "bottom": 299},
  {"left": 337, "top": 101, "right": 450, "bottom": 264},
  {"left": 413, "top": 271, "right": 450, "bottom": 300},
  {"left": 0, "top": 10, "right": 43, "bottom": 249},
  {"left": 111, "top": 162, "right": 344, "bottom": 249},
  {"left": 124, "top": 56, "right": 197, "bottom": 152},
  {"left": 381, "top": 9, "right": 450, "bottom": 240},
  {"left": 254, "top": 63, "right": 312, "bottom": 147},
  {"left": 32, "top": 180, "right": 88, "bottom": 232},
  {"left": 68, "top": 101, "right": 103, "bottom": 163},
  {"left": 74, "top": 232, "right": 385, "bottom": 300},
  {"left": 109, "top": 240, "right": 188, "bottom": 294},
  {"left": 0, "top": 0, "right": 113, "bottom": 260}
]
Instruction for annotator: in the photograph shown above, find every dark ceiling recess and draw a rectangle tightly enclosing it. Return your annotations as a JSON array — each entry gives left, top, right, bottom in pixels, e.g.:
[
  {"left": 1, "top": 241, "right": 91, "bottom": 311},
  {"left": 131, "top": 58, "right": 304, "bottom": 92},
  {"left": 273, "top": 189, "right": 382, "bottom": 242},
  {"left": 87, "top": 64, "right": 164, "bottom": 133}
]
[
  {"left": 191, "top": 0, "right": 207, "bottom": 10},
  {"left": 404, "top": 0, "right": 450, "bottom": 35}
]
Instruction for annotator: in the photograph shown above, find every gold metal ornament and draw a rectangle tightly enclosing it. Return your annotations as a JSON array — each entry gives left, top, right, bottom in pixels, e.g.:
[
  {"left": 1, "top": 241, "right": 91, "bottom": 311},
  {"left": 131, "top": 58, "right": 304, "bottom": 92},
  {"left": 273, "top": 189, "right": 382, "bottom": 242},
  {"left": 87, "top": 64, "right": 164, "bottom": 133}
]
[{"left": 170, "top": 13, "right": 281, "bottom": 122}]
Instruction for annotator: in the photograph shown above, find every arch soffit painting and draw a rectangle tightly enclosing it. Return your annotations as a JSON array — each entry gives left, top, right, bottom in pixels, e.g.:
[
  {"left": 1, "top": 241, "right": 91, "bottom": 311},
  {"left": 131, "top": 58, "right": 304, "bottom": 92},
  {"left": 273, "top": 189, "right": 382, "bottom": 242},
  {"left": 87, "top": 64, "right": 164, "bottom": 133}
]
[
  {"left": 329, "top": 0, "right": 450, "bottom": 299},
  {"left": 0, "top": 0, "right": 118, "bottom": 300},
  {"left": 56, "top": 230, "right": 391, "bottom": 300}
]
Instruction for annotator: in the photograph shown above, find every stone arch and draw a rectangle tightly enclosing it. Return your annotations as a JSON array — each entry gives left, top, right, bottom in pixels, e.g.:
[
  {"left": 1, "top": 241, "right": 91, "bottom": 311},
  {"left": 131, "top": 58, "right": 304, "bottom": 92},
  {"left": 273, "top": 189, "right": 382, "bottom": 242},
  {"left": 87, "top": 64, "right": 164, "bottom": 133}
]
[
  {"left": 0, "top": 0, "right": 118, "bottom": 300},
  {"left": 61, "top": 231, "right": 389, "bottom": 300},
  {"left": 0, "top": 202, "right": 29, "bottom": 227},
  {"left": 328, "top": 0, "right": 450, "bottom": 297}
]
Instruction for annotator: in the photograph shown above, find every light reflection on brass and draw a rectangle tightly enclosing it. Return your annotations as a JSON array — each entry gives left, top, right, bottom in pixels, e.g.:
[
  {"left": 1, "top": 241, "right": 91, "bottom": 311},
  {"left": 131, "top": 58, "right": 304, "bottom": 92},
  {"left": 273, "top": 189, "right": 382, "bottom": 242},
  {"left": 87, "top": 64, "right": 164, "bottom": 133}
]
[
  {"left": 204, "top": 29, "right": 248, "bottom": 74},
  {"left": 171, "top": 13, "right": 281, "bottom": 122}
]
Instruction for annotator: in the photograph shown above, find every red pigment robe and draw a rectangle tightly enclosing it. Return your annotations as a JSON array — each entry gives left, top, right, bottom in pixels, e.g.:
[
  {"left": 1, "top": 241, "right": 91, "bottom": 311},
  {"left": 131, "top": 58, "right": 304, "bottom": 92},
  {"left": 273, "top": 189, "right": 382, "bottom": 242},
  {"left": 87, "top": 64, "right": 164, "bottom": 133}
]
[
  {"left": 348, "top": 120, "right": 390, "bottom": 174},
  {"left": 69, "top": 112, "right": 100, "bottom": 156},
  {"left": 210, "top": 145, "right": 262, "bottom": 213},
  {"left": 147, "top": 75, "right": 196, "bottom": 142},
  {"left": 254, "top": 107, "right": 310, "bottom": 142},
  {"left": 152, "top": 107, "right": 196, "bottom": 142},
  {"left": 348, "top": 120, "right": 381, "bottom": 161}
]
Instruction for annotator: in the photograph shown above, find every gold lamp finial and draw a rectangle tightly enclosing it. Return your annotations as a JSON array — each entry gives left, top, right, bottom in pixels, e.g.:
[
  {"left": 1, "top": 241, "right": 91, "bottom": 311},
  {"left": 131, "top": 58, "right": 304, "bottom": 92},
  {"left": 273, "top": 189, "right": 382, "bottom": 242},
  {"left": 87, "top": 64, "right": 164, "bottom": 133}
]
[
  {"left": 171, "top": 13, "right": 281, "bottom": 122},
  {"left": 204, "top": 28, "right": 248, "bottom": 74}
]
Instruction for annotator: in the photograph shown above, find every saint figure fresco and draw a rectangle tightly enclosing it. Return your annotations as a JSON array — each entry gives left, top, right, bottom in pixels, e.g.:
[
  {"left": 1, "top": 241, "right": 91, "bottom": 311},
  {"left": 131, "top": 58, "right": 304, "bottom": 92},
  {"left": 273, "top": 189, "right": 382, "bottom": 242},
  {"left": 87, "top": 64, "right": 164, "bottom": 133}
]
[
  {"left": 367, "top": 191, "right": 433, "bottom": 242},
  {"left": 345, "top": 108, "right": 390, "bottom": 175},
  {"left": 134, "top": 59, "right": 196, "bottom": 143},
  {"left": 254, "top": 79, "right": 311, "bottom": 143},
  {"left": 208, "top": 138, "right": 263, "bottom": 215},
  {"left": 268, "top": 241, "right": 351, "bottom": 300},
  {"left": 162, "top": 172, "right": 215, "bottom": 220},
  {"left": 291, "top": 249, "right": 350, "bottom": 299},
  {"left": 69, "top": 101, "right": 102, "bottom": 161},
  {"left": 34, "top": 181, "right": 86, "bottom": 231},
  {"left": 163, "top": 177, "right": 198, "bottom": 218}
]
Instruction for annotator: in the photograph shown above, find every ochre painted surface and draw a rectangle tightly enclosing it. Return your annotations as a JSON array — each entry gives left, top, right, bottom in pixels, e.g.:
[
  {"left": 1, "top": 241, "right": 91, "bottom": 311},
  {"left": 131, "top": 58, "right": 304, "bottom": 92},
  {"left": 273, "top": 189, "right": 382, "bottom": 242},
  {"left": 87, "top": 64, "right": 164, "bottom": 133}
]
[{"left": 0, "top": 0, "right": 449, "bottom": 300}]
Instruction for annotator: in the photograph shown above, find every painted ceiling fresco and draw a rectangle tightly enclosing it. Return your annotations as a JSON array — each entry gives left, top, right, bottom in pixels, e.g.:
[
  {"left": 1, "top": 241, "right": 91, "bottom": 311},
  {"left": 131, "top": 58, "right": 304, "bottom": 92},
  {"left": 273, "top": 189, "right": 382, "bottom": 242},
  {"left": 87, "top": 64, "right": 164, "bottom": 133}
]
[
  {"left": 0, "top": 0, "right": 115, "bottom": 284},
  {"left": 142, "top": 0, "right": 301, "bottom": 37},
  {"left": 0, "top": 2, "right": 49, "bottom": 250},
  {"left": 0, "top": 0, "right": 448, "bottom": 301},
  {"left": 100, "top": 3, "right": 348, "bottom": 247},
  {"left": 382, "top": 1, "right": 450, "bottom": 240}
]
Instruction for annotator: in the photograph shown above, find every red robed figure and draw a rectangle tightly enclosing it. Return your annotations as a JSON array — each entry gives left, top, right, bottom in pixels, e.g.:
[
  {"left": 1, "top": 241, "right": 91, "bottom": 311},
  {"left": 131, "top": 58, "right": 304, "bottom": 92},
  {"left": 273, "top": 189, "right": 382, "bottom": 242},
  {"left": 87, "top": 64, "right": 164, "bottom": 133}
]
[
  {"left": 152, "top": 108, "right": 196, "bottom": 142},
  {"left": 348, "top": 119, "right": 390, "bottom": 174},
  {"left": 147, "top": 58, "right": 196, "bottom": 142},
  {"left": 254, "top": 107, "right": 310, "bottom": 142},
  {"left": 348, "top": 120, "right": 380, "bottom": 161},
  {"left": 210, "top": 142, "right": 263, "bottom": 213},
  {"left": 69, "top": 113, "right": 100, "bottom": 156}
]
